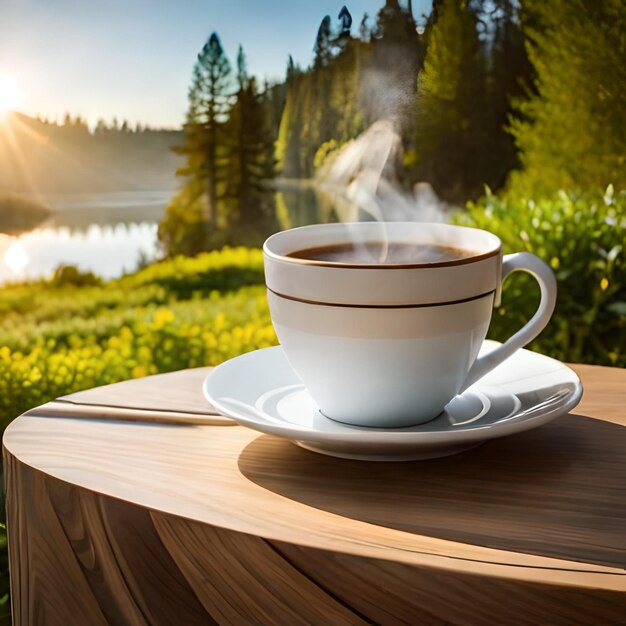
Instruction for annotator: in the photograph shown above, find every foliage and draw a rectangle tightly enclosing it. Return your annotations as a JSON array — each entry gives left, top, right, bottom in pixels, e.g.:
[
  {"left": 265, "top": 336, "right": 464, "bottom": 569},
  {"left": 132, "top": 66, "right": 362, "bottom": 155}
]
[
  {"left": 411, "top": 0, "right": 531, "bottom": 203},
  {"left": 272, "top": 0, "right": 542, "bottom": 204},
  {"left": 454, "top": 188, "right": 626, "bottom": 366},
  {"left": 276, "top": 3, "right": 413, "bottom": 180},
  {"left": 313, "top": 139, "right": 341, "bottom": 172},
  {"left": 183, "top": 32, "right": 232, "bottom": 228},
  {"left": 160, "top": 32, "right": 233, "bottom": 254},
  {"left": 161, "top": 0, "right": 626, "bottom": 250},
  {"left": 413, "top": 0, "right": 485, "bottom": 202},
  {"left": 507, "top": 0, "right": 626, "bottom": 197},
  {"left": 0, "top": 248, "right": 264, "bottom": 338},
  {"left": 0, "top": 286, "right": 276, "bottom": 429},
  {"left": 224, "top": 49, "right": 278, "bottom": 244},
  {"left": 0, "top": 248, "right": 272, "bottom": 433},
  {"left": 160, "top": 36, "right": 279, "bottom": 255},
  {"left": 158, "top": 182, "right": 220, "bottom": 256},
  {"left": 51, "top": 265, "right": 102, "bottom": 287}
]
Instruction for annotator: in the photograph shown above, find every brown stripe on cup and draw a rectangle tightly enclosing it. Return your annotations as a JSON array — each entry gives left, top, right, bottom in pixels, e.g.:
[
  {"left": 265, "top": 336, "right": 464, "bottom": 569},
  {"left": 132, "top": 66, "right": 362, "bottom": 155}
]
[
  {"left": 267, "top": 287, "right": 496, "bottom": 309},
  {"left": 267, "top": 289, "right": 496, "bottom": 339}
]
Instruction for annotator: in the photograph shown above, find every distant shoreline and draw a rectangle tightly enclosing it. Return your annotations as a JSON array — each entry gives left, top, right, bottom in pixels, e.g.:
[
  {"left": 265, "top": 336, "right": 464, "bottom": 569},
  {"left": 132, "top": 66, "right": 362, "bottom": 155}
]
[{"left": 0, "top": 195, "right": 50, "bottom": 234}]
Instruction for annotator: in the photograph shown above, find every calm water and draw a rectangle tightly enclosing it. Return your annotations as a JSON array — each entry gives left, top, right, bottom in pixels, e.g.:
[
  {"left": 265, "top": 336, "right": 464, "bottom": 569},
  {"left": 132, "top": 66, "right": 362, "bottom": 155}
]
[
  {"left": 0, "top": 190, "right": 170, "bottom": 284},
  {"left": 0, "top": 186, "right": 334, "bottom": 284}
]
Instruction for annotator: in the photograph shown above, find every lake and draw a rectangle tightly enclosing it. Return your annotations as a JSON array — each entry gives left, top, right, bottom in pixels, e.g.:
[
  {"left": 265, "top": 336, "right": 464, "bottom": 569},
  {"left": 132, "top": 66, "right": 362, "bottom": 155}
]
[
  {"left": 0, "top": 186, "right": 325, "bottom": 285},
  {"left": 0, "top": 184, "right": 449, "bottom": 284},
  {"left": 0, "top": 190, "right": 171, "bottom": 284},
  {"left": 0, "top": 184, "right": 448, "bottom": 284}
]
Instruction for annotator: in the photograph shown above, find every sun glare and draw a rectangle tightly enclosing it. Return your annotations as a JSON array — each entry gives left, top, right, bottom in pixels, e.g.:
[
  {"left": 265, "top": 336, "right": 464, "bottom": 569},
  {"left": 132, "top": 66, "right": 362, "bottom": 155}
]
[
  {"left": 0, "top": 74, "right": 24, "bottom": 117},
  {"left": 4, "top": 242, "right": 29, "bottom": 275}
]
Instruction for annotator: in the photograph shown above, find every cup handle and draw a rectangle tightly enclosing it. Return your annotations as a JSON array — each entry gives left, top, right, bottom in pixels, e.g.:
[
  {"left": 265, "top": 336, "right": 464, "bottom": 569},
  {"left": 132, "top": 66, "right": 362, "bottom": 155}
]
[{"left": 459, "top": 252, "right": 557, "bottom": 393}]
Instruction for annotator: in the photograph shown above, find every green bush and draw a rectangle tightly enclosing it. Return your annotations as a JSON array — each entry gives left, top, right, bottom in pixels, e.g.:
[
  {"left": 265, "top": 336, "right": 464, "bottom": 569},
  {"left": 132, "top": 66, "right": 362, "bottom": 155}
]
[
  {"left": 51, "top": 265, "right": 102, "bottom": 287},
  {"left": 119, "top": 246, "right": 265, "bottom": 297},
  {"left": 0, "top": 287, "right": 277, "bottom": 431},
  {"left": 454, "top": 187, "right": 625, "bottom": 366},
  {"left": 0, "top": 248, "right": 271, "bottom": 433}
]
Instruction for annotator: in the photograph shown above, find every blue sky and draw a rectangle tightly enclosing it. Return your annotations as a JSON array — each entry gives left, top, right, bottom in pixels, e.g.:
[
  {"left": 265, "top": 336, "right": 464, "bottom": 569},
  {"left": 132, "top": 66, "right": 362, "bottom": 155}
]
[{"left": 0, "top": 0, "right": 430, "bottom": 128}]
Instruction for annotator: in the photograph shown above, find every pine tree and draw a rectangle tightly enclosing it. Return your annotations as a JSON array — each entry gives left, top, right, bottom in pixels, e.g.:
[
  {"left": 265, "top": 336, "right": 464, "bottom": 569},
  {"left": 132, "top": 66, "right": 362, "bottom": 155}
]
[
  {"left": 180, "top": 33, "right": 232, "bottom": 228},
  {"left": 338, "top": 6, "right": 352, "bottom": 36},
  {"left": 225, "top": 47, "right": 276, "bottom": 242},
  {"left": 309, "top": 15, "right": 336, "bottom": 166},
  {"left": 314, "top": 16, "right": 333, "bottom": 69},
  {"left": 508, "top": 0, "right": 626, "bottom": 197},
  {"left": 413, "top": 0, "right": 487, "bottom": 202},
  {"left": 480, "top": 0, "right": 532, "bottom": 190},
  {"left": 236, "top": 44, "right": 247, "bottom": 91},
  {"left": 160, "top": 32, "right": 233, "bottom": 254}
]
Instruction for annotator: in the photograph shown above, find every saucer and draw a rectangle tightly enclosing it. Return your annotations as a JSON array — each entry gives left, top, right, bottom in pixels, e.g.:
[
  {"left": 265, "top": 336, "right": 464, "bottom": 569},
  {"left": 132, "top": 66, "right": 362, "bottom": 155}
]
[{"left": 203, "top": 341, "right": 583, "bottom": 461}]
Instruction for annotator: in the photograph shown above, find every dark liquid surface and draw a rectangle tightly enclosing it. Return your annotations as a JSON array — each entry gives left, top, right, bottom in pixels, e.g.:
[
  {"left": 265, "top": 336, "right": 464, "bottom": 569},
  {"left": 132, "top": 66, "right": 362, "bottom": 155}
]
[{"left": 287, "top": 242, "right": 477, "bottom": 265}]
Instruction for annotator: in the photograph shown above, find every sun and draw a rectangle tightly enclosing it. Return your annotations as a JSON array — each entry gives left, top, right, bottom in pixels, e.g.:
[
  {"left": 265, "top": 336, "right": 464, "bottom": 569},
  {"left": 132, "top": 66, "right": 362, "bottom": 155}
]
[
  {"left": 0, "top": 74, "right": 24, "bottom": 117},
  {"left": 4, "top": 242, "right": 29, "bottom": 275}
]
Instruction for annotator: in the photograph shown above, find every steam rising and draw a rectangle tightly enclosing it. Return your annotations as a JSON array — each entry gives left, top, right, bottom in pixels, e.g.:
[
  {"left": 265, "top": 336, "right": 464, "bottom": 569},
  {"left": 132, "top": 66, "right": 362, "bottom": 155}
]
[{"left": 316, "top": 120, "right": 449, "bottom": 224}]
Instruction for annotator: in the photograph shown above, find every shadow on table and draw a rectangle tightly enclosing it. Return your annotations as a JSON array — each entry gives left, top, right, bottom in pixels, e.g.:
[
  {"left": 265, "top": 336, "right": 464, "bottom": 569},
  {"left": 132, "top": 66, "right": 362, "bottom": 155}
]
[{"left": 238, "top": 414, "right": 626, "bottom": 569}]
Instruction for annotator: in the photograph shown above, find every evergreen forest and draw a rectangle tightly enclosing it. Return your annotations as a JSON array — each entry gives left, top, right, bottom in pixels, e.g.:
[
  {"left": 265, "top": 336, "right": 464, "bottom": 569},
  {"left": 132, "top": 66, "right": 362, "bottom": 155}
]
[{"left": 159, "top": 0, "right": 626, "bottom": 255}]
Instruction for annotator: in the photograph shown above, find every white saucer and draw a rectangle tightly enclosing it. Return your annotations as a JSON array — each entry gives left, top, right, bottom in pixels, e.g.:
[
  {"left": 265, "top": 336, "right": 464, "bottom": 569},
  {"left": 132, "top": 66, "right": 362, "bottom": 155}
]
[{"left": 203, "top": 341, "right": 583, "bottom": 461}]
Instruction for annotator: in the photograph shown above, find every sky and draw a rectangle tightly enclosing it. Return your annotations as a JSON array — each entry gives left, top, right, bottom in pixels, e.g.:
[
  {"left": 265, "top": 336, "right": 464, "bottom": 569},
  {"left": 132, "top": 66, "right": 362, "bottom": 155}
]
[{"left": 0, "top": 0, "right": 430, "bottom": 129}]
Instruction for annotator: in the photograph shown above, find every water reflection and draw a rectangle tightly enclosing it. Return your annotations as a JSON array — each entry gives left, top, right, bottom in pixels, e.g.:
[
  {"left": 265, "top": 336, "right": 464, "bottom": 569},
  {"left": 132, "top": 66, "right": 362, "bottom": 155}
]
[
  {"left": 274, "top": 184, "right": 339, "bottom": 229},
  {"left": 0, "top": 186, "right": 334, "bottom": 285},
  {"left": 0, "top": 222, "right": 159, "bottom": 284},
  {"left": 3, "top": 241, "right": 28, "bottom": 274}
]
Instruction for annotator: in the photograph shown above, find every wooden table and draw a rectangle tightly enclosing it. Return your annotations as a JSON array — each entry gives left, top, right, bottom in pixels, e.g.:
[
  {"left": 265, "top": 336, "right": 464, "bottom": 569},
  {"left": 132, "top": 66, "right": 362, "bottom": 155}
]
[{"left": 3, "top": 363, "right": 626, "bottom": 625}]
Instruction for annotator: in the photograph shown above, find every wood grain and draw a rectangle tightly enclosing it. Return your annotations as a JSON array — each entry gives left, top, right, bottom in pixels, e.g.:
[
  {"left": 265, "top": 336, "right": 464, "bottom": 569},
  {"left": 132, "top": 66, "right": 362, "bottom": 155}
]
[
  {"left": 59, "top": 366, "right": 216, "bottom": 415},
  {"left": 3, "top": 362, "right": 626, "bottom": 625},
  {"left": 152, "top": 513, "right": 363, "bottom": 625},
  {"left": 271, "top": 541, "right": 626, "bottom": 626},
  {"left": 238, "top": 413, "right": 626, "bottom": 568}
]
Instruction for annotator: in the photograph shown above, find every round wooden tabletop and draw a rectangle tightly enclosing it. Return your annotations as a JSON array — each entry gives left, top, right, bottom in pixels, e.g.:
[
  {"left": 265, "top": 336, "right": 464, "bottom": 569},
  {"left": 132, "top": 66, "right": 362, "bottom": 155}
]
[{"left": 3, "top": 363, "right": 626, "bottom": 625}]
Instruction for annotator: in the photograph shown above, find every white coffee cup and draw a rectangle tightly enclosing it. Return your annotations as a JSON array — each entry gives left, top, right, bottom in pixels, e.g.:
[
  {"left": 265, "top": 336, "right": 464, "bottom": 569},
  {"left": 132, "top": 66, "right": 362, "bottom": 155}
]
[{"left": 263, "top": 222, "right": 556, "bottom": 428}]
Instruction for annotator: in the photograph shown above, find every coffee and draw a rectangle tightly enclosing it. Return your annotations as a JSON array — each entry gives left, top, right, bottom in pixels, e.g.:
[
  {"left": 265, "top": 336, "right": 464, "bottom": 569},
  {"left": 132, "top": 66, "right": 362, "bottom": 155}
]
[{"left": 287, "top": 242, "right": 476, "bottom": 265}]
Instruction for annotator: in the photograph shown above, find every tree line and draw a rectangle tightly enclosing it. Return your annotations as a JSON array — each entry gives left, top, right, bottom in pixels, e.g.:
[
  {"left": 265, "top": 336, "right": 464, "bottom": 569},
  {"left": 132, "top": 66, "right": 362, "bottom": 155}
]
[
  {"left": 159, "top": 0, "right": 625, "bottom": 255},
  {"left": 0, "top": 113, "right": 181, "bottom": 193},
  {"left": 33, "top": 113, "right": 169, "bottom": 134}
]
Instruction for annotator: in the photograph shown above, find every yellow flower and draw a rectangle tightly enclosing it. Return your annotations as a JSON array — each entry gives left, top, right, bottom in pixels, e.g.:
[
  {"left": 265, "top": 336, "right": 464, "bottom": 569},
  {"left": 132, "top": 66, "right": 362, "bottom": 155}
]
[
  {"left": 600, "top": 277, "right": 609, "bottom": 291},
  {"left": 132, "top": 365, "right": 148, "bottom": 379},
  {"left": 153, "top": 307, "right": 175, "bottom": 329}
]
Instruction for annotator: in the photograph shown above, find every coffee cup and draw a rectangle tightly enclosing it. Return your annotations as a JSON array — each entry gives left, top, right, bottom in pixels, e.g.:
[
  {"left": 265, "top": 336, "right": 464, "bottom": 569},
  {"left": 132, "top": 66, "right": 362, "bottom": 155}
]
[{"left": 263, "top": 222, "right": 556, "bottom": 428}]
